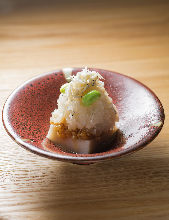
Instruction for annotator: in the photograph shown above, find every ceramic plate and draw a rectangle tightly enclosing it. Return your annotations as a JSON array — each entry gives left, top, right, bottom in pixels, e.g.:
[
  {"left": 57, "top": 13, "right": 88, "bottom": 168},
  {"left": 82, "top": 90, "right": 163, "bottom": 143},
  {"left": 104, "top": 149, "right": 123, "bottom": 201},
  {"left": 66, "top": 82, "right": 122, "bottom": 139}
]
[{"left": 2, "top": 68, "right": 165, "bottom": 164}]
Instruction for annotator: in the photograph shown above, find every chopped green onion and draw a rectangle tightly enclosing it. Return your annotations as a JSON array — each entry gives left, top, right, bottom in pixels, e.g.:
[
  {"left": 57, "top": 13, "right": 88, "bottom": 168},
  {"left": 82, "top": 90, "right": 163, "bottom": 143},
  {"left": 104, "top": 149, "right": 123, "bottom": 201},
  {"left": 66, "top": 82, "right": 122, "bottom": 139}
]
[
  {"left": 60, "top": 83, "right": 69, "bottom": 93},
  {"left": 82, "top": 90, "right": 101, "bottom": 106}
]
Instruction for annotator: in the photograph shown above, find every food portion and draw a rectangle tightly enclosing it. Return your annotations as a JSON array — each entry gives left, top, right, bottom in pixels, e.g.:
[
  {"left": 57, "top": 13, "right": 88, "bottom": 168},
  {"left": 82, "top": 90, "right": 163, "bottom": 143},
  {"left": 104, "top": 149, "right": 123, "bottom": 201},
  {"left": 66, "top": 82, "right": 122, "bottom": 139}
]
[{"left": 47, "top": 67, "right": 119, "bottom": 154}]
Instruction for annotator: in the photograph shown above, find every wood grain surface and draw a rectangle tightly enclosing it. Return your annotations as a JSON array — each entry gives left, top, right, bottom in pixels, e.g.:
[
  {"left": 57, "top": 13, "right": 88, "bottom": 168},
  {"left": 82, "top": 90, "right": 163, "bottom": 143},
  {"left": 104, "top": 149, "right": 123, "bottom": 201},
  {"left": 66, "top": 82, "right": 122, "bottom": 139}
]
[{"left": 0, "top": 0, "right": 169, "bottom": 219}]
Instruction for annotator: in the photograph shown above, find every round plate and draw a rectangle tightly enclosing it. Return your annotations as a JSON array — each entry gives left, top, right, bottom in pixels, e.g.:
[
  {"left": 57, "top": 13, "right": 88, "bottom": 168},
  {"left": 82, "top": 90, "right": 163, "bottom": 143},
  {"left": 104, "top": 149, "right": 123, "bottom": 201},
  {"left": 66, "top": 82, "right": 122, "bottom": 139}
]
[{"left": 2, "top": 68, "right": 165, "bottom": 164}]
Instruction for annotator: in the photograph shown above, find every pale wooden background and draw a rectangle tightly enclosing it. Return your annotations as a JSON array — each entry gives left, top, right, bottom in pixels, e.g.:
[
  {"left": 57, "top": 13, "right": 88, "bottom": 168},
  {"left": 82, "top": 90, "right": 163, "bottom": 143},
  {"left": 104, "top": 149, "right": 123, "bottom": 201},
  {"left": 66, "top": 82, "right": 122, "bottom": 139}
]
[{"left": 0, "top": 0, "right": 169, "bottom": 219}]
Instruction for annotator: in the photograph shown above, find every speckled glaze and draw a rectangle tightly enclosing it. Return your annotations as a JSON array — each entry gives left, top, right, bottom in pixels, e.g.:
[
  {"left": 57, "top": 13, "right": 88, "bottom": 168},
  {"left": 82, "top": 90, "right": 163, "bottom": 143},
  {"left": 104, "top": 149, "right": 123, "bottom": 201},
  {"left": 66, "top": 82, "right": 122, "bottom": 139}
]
[{"left": 2, "top": 68, "right": 165, "bottom": 164}]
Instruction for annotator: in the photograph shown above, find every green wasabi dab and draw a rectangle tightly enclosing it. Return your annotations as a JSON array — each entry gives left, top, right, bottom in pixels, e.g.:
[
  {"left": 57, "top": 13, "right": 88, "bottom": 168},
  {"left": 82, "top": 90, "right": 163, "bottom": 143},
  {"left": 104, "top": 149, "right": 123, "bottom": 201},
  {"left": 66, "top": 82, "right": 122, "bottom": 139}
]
[{"left": 82, "top": 90, "right": 101, "bottom": 106}]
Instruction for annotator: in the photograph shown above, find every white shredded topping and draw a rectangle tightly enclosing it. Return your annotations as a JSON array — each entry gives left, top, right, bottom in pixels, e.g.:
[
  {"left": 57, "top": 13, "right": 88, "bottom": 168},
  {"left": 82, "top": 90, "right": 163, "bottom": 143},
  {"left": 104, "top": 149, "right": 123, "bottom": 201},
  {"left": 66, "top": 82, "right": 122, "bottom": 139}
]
[
  {"left": 62, "top": 67, "right": 73, "bottom": 82},
  {"left": 51, "top": 67, "right": 118, "bottom": 135}
]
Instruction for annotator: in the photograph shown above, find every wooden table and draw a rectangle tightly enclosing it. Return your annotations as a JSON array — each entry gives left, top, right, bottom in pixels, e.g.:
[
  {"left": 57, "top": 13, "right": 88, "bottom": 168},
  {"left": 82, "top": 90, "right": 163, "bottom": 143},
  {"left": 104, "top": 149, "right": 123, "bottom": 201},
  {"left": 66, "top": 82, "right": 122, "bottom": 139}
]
[{"left": 0, "top": 0, "right": 169, "bottom": 219}]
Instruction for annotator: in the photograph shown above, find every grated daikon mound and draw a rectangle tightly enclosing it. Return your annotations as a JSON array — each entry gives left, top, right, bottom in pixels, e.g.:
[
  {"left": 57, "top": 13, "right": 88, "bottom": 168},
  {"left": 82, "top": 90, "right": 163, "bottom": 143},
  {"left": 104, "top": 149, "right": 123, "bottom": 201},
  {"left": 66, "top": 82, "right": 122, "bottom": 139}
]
[{"left": 50, "top": 67, "right": 118, "bottom": 136}]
